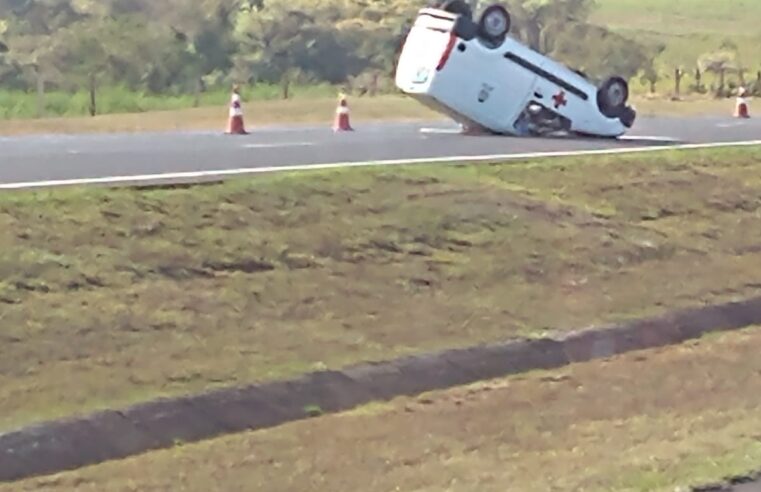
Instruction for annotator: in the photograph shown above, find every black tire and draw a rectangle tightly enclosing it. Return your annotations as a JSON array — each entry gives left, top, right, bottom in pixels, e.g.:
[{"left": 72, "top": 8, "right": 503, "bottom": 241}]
[
  {"left": 620, "top": 106, "right": 637, "bottom": 128},
  {"left": 439, "top": 0, "right": 472, "bottom": 19},
  {"left": 478, "top": 5, "right": 511, "bottom": 42},
  {"left": 597, "top": 76, "right": 629, "bottom": 118}
]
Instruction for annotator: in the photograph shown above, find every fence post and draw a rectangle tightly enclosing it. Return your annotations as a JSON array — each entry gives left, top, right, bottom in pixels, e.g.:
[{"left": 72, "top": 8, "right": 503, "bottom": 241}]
[
  {"left": 89, "top": 73, "right": 97, "bottom": 117},
  {"left": 674, "top": 67, "right": 683, "bottom": 98},
  {"left": 36, "top": 70, "right": 45, "bottom": 118}
]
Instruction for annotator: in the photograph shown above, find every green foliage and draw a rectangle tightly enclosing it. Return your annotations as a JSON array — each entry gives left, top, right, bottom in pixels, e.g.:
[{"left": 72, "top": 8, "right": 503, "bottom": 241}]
[
  {"left": 549, "top": 23, "right": 654, "bottom": 82},
  {"left": 0, "top": 83, "right": 337, "bottom": 119},
  {"left": 1, "top": 0, "right": 753, "bottom": 117},
  {"left": 0, "top": 0, "right": 653, "bottom": 93}
]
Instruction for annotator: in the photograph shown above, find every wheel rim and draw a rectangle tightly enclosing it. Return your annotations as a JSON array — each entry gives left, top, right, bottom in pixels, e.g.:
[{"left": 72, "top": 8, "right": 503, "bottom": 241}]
[
  {"left": 484, "top": 11, "right": 507, "bottom": 37},
  {"left": 607, "top": 83, "right": 626, "bottom": 107}
]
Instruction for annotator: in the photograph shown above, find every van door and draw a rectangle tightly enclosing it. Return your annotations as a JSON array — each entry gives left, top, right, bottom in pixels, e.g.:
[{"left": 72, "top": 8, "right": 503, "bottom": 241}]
[
  {"left": 435, "top": 37, "right": 538, "bottom": 133},
  {"left": 494, "top": 38, "right": 538, "bottom": 132}
]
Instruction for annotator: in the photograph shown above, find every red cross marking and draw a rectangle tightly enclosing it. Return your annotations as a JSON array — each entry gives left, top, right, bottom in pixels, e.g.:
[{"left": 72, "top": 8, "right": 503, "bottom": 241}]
[{"left": 552, "top": 90, "right": 567, "bottom": 109}]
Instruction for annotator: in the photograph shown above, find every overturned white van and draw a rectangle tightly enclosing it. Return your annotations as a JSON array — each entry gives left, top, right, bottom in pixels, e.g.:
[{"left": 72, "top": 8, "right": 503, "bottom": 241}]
[{"left": 394, "top": 1, "right": 637, "bottom": 138}]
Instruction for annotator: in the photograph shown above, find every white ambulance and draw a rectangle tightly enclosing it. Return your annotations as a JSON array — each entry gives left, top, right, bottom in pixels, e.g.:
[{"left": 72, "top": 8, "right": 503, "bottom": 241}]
[{"left": 394, "top": 1, "right": 637, "bottom": 138}]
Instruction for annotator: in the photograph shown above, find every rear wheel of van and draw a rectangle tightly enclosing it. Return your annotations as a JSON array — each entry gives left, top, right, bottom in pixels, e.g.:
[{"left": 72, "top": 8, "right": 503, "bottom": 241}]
[
  {"left": 478, "top": 5, "right": 511, "bottom": 43},
  {"left": 597, "top": 76, "right": 629, "bottom": 118},
  {"left": 438, "top": 0, "right": 473, "bottom": 19}
]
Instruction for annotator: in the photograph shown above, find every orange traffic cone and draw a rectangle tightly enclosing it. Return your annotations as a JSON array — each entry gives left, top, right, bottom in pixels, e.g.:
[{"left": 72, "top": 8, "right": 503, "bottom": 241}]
[
  {"left": 225, "top": 84, "right": 249, "bottom": 135},
  {"left": 734, "top": 87, "right": 751, "bottom": 119},
  {"left": 333, "top": 93, "right": 354, "bottom": 132}
]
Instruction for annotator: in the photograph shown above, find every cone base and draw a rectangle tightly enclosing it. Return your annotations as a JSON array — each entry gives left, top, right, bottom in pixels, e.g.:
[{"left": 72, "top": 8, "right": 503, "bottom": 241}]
[
  {"left": 226, "top": 115, "right": 249, "bottom": 135},
  {"left": 333, "top": 114, "right": 353, "bottom": 132}
]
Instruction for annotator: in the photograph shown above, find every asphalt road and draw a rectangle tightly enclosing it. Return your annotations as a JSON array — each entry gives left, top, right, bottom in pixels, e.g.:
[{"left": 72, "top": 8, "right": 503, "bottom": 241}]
[{"left": 0, "top": 115, "right": 760, "bottom": 189}]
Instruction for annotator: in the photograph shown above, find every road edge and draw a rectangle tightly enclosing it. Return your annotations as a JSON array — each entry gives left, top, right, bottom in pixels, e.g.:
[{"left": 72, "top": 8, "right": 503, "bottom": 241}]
[
  {"left": 687, "top": 469, "right": 761, "bottom": 492},
  {"left": 2, "top": 139, "right": 761, "bottom": 191}
]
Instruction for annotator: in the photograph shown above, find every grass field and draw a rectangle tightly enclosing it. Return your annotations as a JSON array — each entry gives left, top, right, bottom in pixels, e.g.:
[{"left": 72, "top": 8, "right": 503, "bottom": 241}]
[
  {"left": 0, "top": 84, "right": 340, "bottom": 121},
  {"left": 5, "top": 326, "right": 761, "bottom": 492},
  {"left": 594, "top": 0, "right": 761, "bottom": 37},
  {"left": 1, "top": 146, "right": 761, "bottom": 433},
  {"left": 0, "top": 95, "right": 439, "bottom": 135},
  {"left": 593, "top": 0, "right": 761, "bottom": 86},
  {"left": 0, "top": 94, "right": 742, "bottom": 136}
]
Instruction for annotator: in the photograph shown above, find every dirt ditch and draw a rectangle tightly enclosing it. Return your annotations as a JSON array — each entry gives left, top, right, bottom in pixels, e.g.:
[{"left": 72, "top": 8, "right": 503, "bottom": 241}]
[{"left": 2, "top": 295, "right": 761, "bottom": 483}]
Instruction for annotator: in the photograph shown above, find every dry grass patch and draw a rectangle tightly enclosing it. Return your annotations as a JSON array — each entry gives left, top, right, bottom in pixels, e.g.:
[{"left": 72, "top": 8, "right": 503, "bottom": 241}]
[
  {"left": 1, "top": 146, "right": 761, "bottom": 432},
  {"left": 0, "top": 94, "right": 741, "bottom": 137},
  {"left": 0, "top": 95, "right": 439, "bottom": 136},
  {"left": 6, "top": 327, "right": 761, "bottom": 492}
]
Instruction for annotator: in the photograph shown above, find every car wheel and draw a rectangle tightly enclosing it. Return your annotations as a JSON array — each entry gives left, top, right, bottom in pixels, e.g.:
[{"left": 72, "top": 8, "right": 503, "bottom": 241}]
[
  {"left": 597, "top": 76, "right": 629, "bottom": 118},
  {"left": 478, "top": 5, "right": 511, "bottom": 42},
  {"left": 439, "top": 0, "right": 473, "bottom": 19},
  {"left": 620, "top": 106, "right": 636, "bottom": 128}
]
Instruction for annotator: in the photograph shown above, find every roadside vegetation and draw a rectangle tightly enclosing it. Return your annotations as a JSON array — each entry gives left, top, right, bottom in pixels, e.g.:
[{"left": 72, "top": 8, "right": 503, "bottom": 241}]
[
  {"left": 0, "top": 0, "right": 758, "bottom": 121},
  {"left": 1, "top": 146, "right": 760, "bottom": 432},
  {"left": 0, "top": 84, "right": 337, "bottom": 120},
  {"left": 0, "top": 94, "right": 440, "bottom": 135},
  {"left": 593, "top": 0, "right": 761, "bottom": 67},
  {"left": 5, "top": 326, "right": 761, "bottom": 492},
  {"left": 0, "top": 94, "right": 737, "bottom": 137}
]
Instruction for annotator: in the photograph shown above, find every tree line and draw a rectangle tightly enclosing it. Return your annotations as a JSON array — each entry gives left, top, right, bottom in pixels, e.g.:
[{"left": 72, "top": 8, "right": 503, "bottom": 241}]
[{"left": 0, "top": 0, "right": 755, "bottom": 116}]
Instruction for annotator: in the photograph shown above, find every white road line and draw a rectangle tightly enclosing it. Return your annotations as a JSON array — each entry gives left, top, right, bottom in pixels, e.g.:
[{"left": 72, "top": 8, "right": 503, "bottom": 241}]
[
  {"left": 420, "top": 129, "right": 682, "bottom": 143},
  {"left": 419, "top": 127, "right": 462, "bottom": 134},
  {"left": 242, "top": 142, "right": 316, "bottom": 148},
  {"left": 1, "top": 139, "right": 760, "bottom": 190},
  {"left": 716, "top": 122, "right": 746, "bottom": 128},
  {"left": 617, "top": 135, "right": 681, "bottom": 143}
]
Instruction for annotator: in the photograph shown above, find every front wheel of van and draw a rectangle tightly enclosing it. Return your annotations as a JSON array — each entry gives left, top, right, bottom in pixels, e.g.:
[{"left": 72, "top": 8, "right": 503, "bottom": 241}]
[
  {"left": 478, "top": 5, "right": 511, "bottom": 43},
  {"left": 596, "top": 76, "right": 629, "bottom": 118}
]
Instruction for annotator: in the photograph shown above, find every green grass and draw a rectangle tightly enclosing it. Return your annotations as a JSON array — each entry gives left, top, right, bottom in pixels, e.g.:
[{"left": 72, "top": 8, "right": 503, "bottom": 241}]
[
  {"left": 1, "top": 146, "right": 761, "bottom": 433},
  {"left": 7, "top": 326, "right": 761, "bottom": 492},
  {"left": 0, "top": 94, "right": 440, "bottom": 136},
  {"left": 593, "top": 0, "right": 761, "bottom": 37},
  {"left": 594, "top": 0, "right": 761, "bottom": 84},
  {"left": 0, "top": 83, "right": 341, "bottom": 120}
]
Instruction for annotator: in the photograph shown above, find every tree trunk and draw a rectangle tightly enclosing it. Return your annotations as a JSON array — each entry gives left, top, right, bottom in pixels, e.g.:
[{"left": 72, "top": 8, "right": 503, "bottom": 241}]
[
  {"left": 281, "top": 76, "right": 290, "bottom": 100},
  {"left": 194, "top": 77, "right": 202, "bottom": 108},
  {"left": 524, "top": 21, "right": 541, "bottom": 52},
  {"left": 674, "top": 68, "right": 682, "bottom": 98},
  {"left": 718, "top": 68, "right": 725, "bottom": 98},
  {"left": 370, "top": 72, "right": 378, "bottom": 97},
  {"left": 36, "top": 71, "right": 45, "bottom": 118},
  {"left": 89, "top": 73, "right": 97, "bottom": 117}
]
